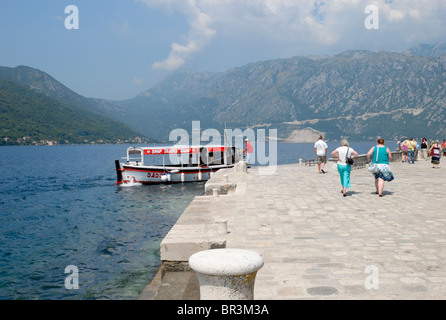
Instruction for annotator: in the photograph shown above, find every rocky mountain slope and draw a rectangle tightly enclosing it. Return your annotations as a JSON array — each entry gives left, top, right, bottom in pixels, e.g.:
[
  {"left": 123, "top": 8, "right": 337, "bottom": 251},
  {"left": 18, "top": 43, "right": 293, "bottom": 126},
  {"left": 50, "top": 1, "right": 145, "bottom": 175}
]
[
  {"left": 2, "top": 43, "right": 445, "bottom": 145},
  {"left": 97, "top": 43, "right": 446, "bottom": 142}
]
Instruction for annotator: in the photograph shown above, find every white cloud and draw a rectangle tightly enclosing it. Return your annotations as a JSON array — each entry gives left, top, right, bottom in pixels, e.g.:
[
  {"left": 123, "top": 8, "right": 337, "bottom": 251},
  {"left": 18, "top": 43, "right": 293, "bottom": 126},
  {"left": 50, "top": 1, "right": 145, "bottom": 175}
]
[
  {"left": 137, "top": 0, "right": 216, "bottom": 70},
  {"left": 137, "top": 0, "right": 446, "bottom": 70}
]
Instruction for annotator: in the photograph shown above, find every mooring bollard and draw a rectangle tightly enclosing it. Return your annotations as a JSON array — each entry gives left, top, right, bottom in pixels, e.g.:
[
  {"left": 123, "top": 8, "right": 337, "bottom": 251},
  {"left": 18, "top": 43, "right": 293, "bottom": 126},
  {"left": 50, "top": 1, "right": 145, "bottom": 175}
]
[
  {"left": 189, "top": 248, "right": 264, "bottom": 300},
  {"left": 235, "top": 161, "right": 248, "bottom": 173}
]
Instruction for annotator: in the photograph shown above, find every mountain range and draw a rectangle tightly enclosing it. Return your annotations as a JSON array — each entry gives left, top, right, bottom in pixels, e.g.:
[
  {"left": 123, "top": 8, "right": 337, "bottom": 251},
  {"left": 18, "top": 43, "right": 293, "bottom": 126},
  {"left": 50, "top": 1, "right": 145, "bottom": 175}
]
[
  {"left": 97, "top": 42, "right": 446, "bottom": 142},
  {"left": 1, "top": 42, "right": 445, "bottom": 145}
]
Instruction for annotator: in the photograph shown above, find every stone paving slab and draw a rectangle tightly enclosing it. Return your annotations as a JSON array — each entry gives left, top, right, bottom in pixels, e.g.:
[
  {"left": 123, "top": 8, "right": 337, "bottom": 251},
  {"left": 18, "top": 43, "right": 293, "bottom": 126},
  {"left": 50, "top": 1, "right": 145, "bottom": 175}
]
[
  {"left": 222, "top": 159, "right": 446, "bottom": 299},
  {"left": 148, "top": 158, "right": 446, "bottom": 300}
]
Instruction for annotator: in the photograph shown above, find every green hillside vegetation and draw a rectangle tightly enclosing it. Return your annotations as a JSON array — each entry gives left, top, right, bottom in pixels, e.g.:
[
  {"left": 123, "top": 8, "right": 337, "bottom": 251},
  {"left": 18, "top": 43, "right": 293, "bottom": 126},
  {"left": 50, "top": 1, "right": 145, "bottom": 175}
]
[{"left": 0, "top": 78, "right": 145, "bottom": 145}]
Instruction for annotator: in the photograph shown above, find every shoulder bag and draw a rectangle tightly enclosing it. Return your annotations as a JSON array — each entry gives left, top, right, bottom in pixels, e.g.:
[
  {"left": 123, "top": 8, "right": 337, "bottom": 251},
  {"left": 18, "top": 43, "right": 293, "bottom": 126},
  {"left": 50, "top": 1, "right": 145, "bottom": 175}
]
[
  {"left": 346, "top": 147, "right": 354, "bottom": 165},
  {"left": 368, "top": 146, "right": 379, "bottom": 173}
]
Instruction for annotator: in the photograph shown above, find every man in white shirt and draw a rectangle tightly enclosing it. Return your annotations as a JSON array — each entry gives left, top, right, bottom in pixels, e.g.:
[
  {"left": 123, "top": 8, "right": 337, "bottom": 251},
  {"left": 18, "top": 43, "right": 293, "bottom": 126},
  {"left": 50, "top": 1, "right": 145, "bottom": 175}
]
[{"left": 314, "top": 135, "right": 328, "bottom": 174}]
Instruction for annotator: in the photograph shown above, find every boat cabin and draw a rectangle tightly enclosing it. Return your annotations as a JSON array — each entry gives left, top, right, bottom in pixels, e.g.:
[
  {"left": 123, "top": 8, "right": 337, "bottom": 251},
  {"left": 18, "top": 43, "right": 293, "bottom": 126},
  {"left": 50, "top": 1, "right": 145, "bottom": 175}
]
[{"left": 125, "top": 145, "right": 239, "bottom": 168}]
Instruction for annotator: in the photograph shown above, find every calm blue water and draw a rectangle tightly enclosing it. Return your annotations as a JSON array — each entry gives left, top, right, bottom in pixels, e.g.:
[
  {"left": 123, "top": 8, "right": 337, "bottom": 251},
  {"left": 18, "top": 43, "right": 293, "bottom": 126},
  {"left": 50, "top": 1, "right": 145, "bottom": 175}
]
[
  {"left": 0, "top": 141, "right": 395, "bottom": 300},
  {"left": 0, "top": 144, "right": 206, "bottom": 300}
]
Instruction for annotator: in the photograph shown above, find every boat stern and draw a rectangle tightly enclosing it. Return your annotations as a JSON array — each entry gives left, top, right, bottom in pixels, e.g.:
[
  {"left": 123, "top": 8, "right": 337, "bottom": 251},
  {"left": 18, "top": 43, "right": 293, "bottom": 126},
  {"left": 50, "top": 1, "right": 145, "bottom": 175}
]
[{"left": 115, "top": 160, "right": 123, "bottom": 185}]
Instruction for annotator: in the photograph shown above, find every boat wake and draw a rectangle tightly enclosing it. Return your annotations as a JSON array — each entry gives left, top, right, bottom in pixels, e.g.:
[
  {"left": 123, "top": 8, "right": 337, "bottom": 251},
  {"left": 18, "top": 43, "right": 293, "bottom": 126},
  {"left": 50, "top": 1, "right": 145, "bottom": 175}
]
[{"left": 119, "top": 177, "right": 142, "bottom": 188}]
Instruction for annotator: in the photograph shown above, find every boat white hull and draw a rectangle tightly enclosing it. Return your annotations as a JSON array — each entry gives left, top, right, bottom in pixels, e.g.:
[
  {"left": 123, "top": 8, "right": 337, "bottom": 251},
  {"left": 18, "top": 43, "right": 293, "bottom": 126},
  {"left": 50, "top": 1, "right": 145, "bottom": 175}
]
[{"left": 116, "top": 164, "right": 232, "bottom": 185}]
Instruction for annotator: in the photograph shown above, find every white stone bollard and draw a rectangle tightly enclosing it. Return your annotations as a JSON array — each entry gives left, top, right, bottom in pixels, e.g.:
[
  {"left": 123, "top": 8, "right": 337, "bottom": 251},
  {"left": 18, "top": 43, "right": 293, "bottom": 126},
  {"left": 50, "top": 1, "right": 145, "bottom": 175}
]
[
  {"left": 189, "top": 248, "right": 264, "bottom": 300},
  {"left": 213, "top": 188, "right": 219, "bottom": 197},
  {"left": 235, "top": 161, "right": 248, "bottom": 173}
]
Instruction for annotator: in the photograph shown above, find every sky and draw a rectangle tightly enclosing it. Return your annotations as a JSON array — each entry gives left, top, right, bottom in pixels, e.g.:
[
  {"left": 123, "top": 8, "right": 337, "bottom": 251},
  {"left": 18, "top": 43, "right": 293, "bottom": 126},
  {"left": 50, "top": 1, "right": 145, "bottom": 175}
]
[{"left": 0, "top": 0, "right": 445, "bottom": 100}]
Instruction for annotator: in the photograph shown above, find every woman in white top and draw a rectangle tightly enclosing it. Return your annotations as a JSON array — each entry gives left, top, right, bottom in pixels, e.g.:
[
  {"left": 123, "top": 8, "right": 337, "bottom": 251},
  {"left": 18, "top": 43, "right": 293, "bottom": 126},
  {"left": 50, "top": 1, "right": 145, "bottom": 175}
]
[{"left": 331, "top": 139, "right": 358, "bottom": 197}]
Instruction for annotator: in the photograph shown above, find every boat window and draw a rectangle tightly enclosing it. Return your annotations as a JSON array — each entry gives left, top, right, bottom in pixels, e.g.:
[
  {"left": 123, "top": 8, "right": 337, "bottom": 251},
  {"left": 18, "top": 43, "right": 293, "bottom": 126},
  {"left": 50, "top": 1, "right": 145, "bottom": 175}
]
[
  {"left": 140, "top": 149, "right": 200, "bottom": 167},
  {"left": 208, "top": 150, "right": 223, "bottom": 165},
  {"left": 224, "top": 147, "right": 236, "bottom": 165},
  {"left": 185, "top": 153, "right": 197, "bottom": 167},
  {"left": 127, "top": 148, "right": 143, "bottom": 165},
  {"left": 135, "top": 147, "right": 231, "bottom": 167},
  {"left": 142, "top": 153, "right": 165, "bottom": 166},
  {"left": 200, "top": 148, "right": 207, "bottom": 166}
]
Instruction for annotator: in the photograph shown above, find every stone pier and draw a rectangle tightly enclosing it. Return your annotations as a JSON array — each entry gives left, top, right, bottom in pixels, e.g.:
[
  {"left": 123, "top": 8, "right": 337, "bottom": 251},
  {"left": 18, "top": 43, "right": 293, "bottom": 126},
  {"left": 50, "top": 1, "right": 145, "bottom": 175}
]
[{"left": 140, "top": 152, "right": 446, "bottom": 300}]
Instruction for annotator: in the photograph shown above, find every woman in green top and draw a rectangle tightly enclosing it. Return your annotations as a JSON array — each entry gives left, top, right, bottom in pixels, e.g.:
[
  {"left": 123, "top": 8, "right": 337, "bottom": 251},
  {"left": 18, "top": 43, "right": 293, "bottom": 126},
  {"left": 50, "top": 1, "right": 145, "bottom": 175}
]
[{"left": 367, "top": 138, "right": 394, "bottom": 197}]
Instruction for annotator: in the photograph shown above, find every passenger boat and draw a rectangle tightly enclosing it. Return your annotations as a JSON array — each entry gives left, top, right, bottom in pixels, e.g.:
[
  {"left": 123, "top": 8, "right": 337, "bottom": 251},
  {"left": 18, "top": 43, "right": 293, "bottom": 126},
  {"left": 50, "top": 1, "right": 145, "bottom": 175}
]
[{"left": 115, "top": 145, "right": 241, "bottom": 185}]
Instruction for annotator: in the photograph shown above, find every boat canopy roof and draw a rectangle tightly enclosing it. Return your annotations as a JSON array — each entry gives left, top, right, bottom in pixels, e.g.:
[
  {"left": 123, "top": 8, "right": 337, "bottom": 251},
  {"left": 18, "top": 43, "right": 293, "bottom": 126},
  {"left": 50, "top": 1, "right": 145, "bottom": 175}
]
[{"left": 128, "top": 145, "right": 231, "bottom": 156}]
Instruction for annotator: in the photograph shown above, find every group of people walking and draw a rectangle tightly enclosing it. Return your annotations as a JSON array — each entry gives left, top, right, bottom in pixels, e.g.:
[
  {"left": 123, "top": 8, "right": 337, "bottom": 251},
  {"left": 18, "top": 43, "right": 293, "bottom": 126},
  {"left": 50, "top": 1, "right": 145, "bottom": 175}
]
[
  {"left": 315, "top": 135, "right": 444, "bottom": 198},
  {"left": 398, "top": 137, "right": 444, "bottom": 169},
  {"left": 314, "top": 136, "right": 395, "bottom": 198}
]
